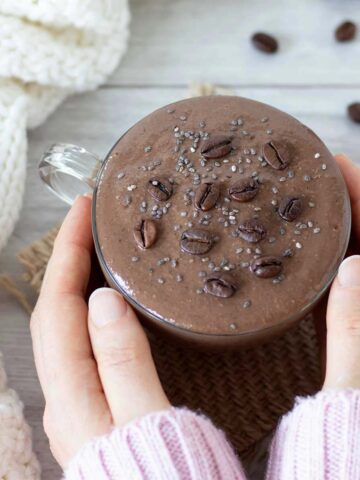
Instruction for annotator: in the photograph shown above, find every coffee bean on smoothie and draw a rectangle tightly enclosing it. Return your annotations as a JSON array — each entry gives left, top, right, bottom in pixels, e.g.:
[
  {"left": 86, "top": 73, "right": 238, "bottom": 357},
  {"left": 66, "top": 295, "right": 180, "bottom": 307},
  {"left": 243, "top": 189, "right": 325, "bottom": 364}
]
[
  {"left": 335, "top": 21, "right": 357, "bottom": 42},
  {"left": 147, "top": 176, "right": 173, "bottom": 201},
  {"left": 237, "top": 219, "right": 266, "bottom": 243},
  {"left": 250, "top": 255, "right": 283, "bottom": 278},
  {"left": 278, "top": 196, "right": 303, "bottom": 222},
  {"left": 229, "top": 178, "right": 259, "bottom": 202},
  {"left": 194, "top": 182, "right": 220, "bottom": 211},
  {"left": 251, "top": 32, "right": 278, "bottom": 53},
  {"left": 204, "top": 274, "right": 237, "bottom": 298},
  {"left": 348, "top": 103, "right": 360, "bottom": 123},
  {"left": 262, "top": 141, "right": 290, "bottom": 170},
  {"left": 201, "top": 135, "right": 232, "bottom": 159},
  {"left": 180, "top": 228, "right": 214, "bottom": 255},
  {"left": 133, "top": 219, "right": 157, "bottom": 249}
]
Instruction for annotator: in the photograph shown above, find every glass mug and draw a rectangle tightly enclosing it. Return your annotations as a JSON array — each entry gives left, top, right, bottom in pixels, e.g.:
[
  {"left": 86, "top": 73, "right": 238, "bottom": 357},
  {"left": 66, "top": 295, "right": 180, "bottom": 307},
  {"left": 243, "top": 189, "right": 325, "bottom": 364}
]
[{"left": 39, "top": 142, "right": 351, "bottom": 349}]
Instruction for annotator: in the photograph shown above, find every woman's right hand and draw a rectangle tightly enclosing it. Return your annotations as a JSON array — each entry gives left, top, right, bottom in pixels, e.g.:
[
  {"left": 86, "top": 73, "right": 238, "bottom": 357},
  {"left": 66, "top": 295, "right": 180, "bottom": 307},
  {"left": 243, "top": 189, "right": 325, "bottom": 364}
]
[{"left": 323, "top": 154, "right": 360, "bottom": 390}]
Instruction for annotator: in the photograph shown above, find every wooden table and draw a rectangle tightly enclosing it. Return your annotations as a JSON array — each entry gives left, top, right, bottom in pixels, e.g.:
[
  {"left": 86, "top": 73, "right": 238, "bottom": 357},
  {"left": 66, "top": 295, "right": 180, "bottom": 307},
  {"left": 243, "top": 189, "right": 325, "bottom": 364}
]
[{"left": 1, "top": 0, "right": 359, "bottom": 478}]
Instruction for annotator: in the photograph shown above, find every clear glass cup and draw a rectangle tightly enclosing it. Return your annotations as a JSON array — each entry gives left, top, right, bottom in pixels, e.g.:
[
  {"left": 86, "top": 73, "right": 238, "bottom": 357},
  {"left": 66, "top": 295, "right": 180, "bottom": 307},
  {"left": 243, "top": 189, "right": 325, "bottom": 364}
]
[{"left": 39, "top": 142, "right": 351, "bottom": 349}]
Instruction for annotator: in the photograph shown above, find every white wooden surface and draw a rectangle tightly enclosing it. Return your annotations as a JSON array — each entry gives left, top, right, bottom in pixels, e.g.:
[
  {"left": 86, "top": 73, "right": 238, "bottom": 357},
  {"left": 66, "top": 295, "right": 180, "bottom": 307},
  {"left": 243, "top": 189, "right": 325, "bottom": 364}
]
[{"left": 0, "top": 0, "right": 360, "bottom": 478}]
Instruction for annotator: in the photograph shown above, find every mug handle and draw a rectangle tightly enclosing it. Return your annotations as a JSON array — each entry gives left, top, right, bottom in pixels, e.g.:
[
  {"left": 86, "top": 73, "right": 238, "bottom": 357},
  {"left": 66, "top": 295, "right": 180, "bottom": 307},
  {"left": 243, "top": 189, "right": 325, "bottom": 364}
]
[{"left": 39, "top": 143, "right": 103, "bottom": 205}]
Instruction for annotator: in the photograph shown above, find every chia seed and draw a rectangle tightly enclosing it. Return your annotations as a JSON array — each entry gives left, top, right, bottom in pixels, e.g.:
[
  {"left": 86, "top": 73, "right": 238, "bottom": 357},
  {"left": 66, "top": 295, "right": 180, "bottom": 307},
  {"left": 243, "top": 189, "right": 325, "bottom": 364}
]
[
  {"left": 321, "top": 164, "right": 327, "bottom": 170},
  {"left": 283, "top": 248, "right": 294, "bottom": 257},
  {"left": 243, "top": 300, "right": 252, "bottom": 309},
  {"left": 117, "top": 172, "right": 125, "bottom": 179},
  {"left": 295, "top": 242, "right": 303, "bottom": 249},
  {"left": 313, "top": 227, "right": 321, "bottom": 234},
  {"left": 132, "top": 256, "right": 139, "bottom": 262},
  {"left": 176, "top": 274, "right": 183, "bottom": 282},
  {"left": 198, "top": 271, "right": 207, "bottom": 278},
  {"left": 314, "top": 153, "right": 321, "bottom": 159},
  {"left": 144, "top": 146, "right": 152, "bottom": 153},
  {"left": 196, "top": 288, "right": 204, "bottom": 295},
  {"left": 279, "top": 177, "right": 286, "bottom": 182},
  {"left": 268, "top": 236, "right": 276, "bottom": 243},
  {"left": 157, "top": 277, "right": 165, "bottom": 284},
  {"left": 308, "top": 202, "right": 316, "bottom": 208},
  {"left": 303, "top": 175, "right": 312, "bottom": 182}
]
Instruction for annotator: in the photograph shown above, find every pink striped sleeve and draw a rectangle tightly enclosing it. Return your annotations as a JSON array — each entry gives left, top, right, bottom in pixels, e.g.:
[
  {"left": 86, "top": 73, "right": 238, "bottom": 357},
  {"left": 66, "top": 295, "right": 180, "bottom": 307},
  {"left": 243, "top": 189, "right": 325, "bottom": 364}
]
[
  {"left": 64, "top": 407, "right": 247, "bottom": 480},
  {"left": 266, "top": 389, "right": 360, "bottom": 480}
]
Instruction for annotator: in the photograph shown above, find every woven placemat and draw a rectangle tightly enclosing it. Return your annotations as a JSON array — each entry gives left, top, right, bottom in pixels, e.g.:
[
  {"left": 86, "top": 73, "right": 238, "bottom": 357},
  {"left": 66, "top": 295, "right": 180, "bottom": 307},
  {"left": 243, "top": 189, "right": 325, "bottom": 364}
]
[{"left": 1, "top": 224, "right": 322, "bottom": 468}]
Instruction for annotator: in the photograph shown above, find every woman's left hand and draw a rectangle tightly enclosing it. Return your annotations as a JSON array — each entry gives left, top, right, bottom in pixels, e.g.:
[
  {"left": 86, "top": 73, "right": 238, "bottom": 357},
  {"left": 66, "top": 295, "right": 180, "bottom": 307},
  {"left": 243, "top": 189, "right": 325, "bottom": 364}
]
[{"left": 30, "top": 195, "right": 170, "bottom": 468}]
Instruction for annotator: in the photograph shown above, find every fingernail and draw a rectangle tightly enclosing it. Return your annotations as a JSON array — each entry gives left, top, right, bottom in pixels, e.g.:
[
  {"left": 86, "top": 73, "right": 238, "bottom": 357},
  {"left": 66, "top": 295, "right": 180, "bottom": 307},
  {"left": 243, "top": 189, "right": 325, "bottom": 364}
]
[
  {"left": 338, "top": 256, "right": 360, "bottom": 287},
  {"left": 89, "top": 288, "right": 127, "bottom": 327}
]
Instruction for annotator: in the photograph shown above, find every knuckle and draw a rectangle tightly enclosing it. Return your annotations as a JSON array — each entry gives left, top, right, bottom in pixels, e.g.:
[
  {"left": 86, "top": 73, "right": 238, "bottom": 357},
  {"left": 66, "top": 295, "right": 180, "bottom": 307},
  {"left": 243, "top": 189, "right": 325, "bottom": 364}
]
[
  {"left": 342, "top": 313, "right": 360, "bottom": 335},
  {"left": 97, "top": 341, "right": 147, "bottom": 372}
]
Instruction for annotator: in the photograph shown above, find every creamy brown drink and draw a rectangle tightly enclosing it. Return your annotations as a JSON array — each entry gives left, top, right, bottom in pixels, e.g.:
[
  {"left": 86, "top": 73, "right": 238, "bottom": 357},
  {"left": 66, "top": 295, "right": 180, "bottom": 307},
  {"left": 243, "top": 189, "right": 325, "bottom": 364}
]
[{"left": 94, "top": 96, "right": 350, "bottom": 347}]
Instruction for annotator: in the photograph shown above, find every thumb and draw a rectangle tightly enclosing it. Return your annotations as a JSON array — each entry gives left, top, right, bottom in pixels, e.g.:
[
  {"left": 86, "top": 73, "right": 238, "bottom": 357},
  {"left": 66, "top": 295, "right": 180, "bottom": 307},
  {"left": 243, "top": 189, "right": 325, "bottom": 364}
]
[
  {"left": 88, "top": 288, "right": 170, "bottom": 426},
  {"left": 324, "top": 255, "right": 360, "bottom": 390}
]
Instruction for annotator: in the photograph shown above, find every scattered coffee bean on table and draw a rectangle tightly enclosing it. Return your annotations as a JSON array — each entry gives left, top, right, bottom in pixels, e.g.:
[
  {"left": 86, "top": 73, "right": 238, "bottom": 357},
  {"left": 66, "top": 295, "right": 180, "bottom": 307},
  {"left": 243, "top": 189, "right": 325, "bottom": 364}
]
[
  {"left": 204, "top": 274, "right": 237, "bottom": 298},
  {"left": 348, "top": 103, "right": 360, "bottom": 123},
  {"left": 335, "top": 21, "right": 357, "bottom": 42},
  {"left": 251, "top": 32, "right": 278, "bottom": 54},
  {"left": 133, "top": 219, "right": 157, "bottom": 249},
  {"left": 250, "top": 256, "right": 283, "bottom": 278}
]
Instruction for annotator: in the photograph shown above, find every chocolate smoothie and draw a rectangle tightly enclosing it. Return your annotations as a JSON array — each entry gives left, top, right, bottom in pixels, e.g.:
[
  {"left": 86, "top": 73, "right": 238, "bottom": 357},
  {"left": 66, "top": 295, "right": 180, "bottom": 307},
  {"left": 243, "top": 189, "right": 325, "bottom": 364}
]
[{"left": 94, "top": 96, "right": 350, "bottom": 345}]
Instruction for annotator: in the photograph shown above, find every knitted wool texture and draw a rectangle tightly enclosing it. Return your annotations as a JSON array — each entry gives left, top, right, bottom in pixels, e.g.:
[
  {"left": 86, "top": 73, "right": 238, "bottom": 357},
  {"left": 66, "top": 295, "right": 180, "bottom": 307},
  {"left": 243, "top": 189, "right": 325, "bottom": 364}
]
[
  {"left": 0, "top": 2, "right": 130, "bottom": 478},
  {"left": 0, "top": 0, "right": 130, "bottom": 252}
]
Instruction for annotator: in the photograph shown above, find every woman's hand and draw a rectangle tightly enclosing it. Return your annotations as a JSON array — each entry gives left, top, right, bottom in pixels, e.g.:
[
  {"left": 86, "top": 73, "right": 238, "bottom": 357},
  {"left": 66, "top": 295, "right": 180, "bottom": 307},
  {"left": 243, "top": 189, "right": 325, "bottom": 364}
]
[
  {"left": 30, "top": 195, "right": 170, "bottom": 467},
  {"left": 323, "top": 154, "right": 360, "bottom": 390}
]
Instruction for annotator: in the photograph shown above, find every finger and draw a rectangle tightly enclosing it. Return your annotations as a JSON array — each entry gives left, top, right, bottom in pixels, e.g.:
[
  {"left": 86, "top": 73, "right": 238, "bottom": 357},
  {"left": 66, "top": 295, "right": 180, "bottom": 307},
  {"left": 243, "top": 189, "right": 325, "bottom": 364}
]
[
  {"left": 32, "top": 195, "right": 94, "bottom": 392},
  {"left": 324, "top": 255, "right": 360, "bottom": 390},
  {"left": 88, "top": 288, "right": 170, "bottom": 426},
  {"left": 41, "top": 194, "right": 94, "bottom": 297},
  {"left": 31, "top": 196, "right": 111, "bottom": 464},
  {"left": 335, "top": 154, "right": 360, "bottom": 240}
]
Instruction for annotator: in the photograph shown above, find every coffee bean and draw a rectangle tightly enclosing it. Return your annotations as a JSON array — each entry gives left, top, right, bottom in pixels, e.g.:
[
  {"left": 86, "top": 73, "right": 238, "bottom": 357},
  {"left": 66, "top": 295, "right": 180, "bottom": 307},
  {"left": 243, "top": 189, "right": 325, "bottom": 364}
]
[
  {"left": 201, "top": 135, "right": 232, "bottom": 159},
  {"left": 348, "top": 103, "right": 360, "bottom": 123},
  {"left": 237, "top": 219, "right": 266, "bottom": 243},
  {"left": 250, "top": 255, "right": 283, "bottom": 278},
  {"left": 335, "top": 21, "right": 357, "bottom": 42},
  {"left": 194, "top": 182, "right": 220, "bottom": 211},
  {"left": 204, "top": 274, "right": 237, "bottom": 298},
  {"left": 133, "top": 219, "right": 157, "bottom": 249},
  {"left": 180, "top": 228, "right": 214, "bottom": 255},
  {"left": 147, "top": 176, "right": 173, "bottom": 201},
  {"left": 262, "top": 141, "right": 290, "bottom": 170},
  {"left": 251, "top": 32, "right": 278, "bottom": 53},
  {"left": 278, "top": 196, "right": 303, "bottom": 222},
  {"left": 229, "top": 178, "right": 259, "bottom": 202}
]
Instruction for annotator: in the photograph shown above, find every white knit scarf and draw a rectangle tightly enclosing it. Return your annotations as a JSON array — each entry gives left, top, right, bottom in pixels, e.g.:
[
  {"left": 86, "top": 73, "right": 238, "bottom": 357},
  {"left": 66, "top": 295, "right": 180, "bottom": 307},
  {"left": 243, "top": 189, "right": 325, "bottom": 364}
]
[{"left": 0, "top": 2, "right": 130, "bottom": 478}]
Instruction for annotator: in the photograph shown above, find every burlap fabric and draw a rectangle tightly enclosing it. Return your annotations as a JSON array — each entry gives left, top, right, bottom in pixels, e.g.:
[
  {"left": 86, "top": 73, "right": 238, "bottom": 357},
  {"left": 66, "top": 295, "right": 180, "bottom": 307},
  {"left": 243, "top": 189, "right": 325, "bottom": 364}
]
[{"left": 2, "top": 224, "right": 322, "bottom": 468}]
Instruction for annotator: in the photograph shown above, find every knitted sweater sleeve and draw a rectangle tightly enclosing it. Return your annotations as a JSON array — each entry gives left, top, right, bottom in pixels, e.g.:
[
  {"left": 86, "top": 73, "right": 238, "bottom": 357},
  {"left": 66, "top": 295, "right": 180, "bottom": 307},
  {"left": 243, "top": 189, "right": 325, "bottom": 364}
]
[
  {"left": 266, "top": 389, "right": 360, "bottom": 480},
  {"left": 64, "top": 407, "right": 247, "bottom": 480}
]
